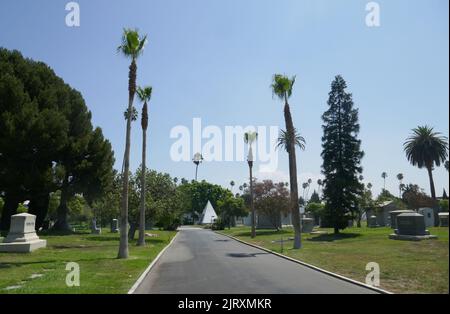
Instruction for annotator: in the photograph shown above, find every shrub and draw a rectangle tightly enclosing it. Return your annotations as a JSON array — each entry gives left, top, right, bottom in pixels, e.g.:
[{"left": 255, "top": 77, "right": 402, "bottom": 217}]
[{"left": 212, "top": 218, "right": 225, "bottom": 230}]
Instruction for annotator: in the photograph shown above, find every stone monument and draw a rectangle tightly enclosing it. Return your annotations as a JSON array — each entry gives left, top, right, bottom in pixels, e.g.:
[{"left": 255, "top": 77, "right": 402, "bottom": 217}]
[
  {"left": 418, "top": 208, "right": 435, "bottom": 228},
  {"left": 389, "top": 210, "right": 414, "bottom": 229},
  {"left": 367, "top": 215, "right": 378, "bottom": 228},
  {"left": 91, "top": 218, "right": 101, "bottom": 234},
  {"left": 0, "top": 213, "right": 47, "bottom": 252},
  {"left": 438, "top": 212, "right": 449, "bottom": 227},
  {"left": 302, "top": 218, "right": 314, "bottom": 233},
  {"left": 389, "top": 212, "right": 437, "bottom": 241},
  {"left": 111, "top": 219, "right": 119, "bottom": 233}
]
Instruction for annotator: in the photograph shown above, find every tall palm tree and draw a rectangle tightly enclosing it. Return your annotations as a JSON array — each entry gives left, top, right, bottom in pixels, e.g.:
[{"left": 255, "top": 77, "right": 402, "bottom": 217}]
[
  {"left": 317, "top": 179, "right": 323, "bottom": 197},
  {"left": 193, "top": 153, "right": 203, "bottom": 181},
  {"left": 404, "top": 126, "right": 448, "bottom": 199},
  {"left": 381, "top": 172, "right": 387, "bottom": 191},
  {"left": 271, "top": 74, "right": 303, "bottom": 249},
  {"left": 230, "top": 180, "right": 235, "bottom": 192},
  {"left": 396, "top": 173, "right": 404, "bottom": 198},
  {"left": 244, "top": 131, "right": 258, "bottom": 238},
  {"left": 367, "top": 182, "right": 373, "bottom": 190},
  {"left": 306, "top": 178, "right": 312, "bottom": 200},
  {"left": 136, "top": 86, "right": 152, "bottom": 247},
  {"left": 117, "top": 28, "right": 147, "bottom": 259},
  {"left": 302, "top": 182, "right": 308, "bottom": 200}
]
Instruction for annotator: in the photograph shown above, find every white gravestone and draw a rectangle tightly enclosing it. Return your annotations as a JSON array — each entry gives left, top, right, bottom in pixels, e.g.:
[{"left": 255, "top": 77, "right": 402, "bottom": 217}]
[
  {"left": 91, "top": 218, "right": 101, "bottom": 234},
  {"left": 111, "top": 219, "right": 119, "bottom": 233},
  {"left": 0, "top": 213, "right": 47, "bottom": 252}
]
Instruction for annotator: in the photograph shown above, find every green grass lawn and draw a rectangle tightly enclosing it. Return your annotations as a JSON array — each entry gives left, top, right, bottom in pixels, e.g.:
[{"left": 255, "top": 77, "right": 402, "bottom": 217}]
[
  {"left": 220, "top": 226, "right": 449, "bottom": 294},
  {"left": 0, "top": 230, "right": 176, "bottom": 294}
]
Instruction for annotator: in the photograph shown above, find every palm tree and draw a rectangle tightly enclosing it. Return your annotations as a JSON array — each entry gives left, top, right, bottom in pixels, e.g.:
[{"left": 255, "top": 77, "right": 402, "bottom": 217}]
[
  {"left": 381, "top": 172, "right": 387, "bottom": 191},
  {"left": 230, "top": 180, "right": 235, "bottom": 192},
  {"left": 445, "top": 160, "right": 449, "bottom": 172},
  {"left": 317, "top": 179, "right": 323, "bottom": 197},
  {"left": 244, "top": 131, "right": 258, "bottom": 238},
  {"left": 404, "top": 126, "right": 448, "bottom": 199},
  {"left": 193, "top": 153, "right": 203, "bottom": 181},
  {"left": 117, "top": 28, "right": 147, "bottom": 259},
  {"left": 272, "top": 74, "right": 303, "bottom": 249},
  {"left": 302, "top": 182, "right": 308, "bottom": 200},
  {"left": 306, "top": 178, "right": 312, "bottom": 199},
  {"left": 367, "top": 182, "right": 373, "bottom": 190},
  {"left": 399, "top": 183, "right": 406, "bottom": 197},
  {"left": 136, "top": 86, "right": 152, "bottom": 247},
  {"left": 396, "top": 173, "right": 404, "bottom": 198}
]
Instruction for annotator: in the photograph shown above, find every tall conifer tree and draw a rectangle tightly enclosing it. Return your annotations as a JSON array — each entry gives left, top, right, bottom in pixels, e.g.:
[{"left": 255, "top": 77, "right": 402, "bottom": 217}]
[{"left": 321, "top": 75, "right": 364, "bottom": 234}]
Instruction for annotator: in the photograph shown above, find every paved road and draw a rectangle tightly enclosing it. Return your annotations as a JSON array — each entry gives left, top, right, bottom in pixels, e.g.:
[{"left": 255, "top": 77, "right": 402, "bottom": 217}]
[{"left": 134, "top": 227, "right": 377, "bottom": 294}]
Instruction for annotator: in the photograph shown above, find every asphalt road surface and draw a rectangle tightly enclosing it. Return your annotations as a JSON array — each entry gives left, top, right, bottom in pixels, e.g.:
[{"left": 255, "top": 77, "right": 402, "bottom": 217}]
[{"left": 134, "top": 227, "right": 378, "bottom": 294}]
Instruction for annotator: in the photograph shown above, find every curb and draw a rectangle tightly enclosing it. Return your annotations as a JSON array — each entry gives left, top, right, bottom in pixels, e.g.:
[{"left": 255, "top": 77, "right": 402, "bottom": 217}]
[
  {"left": 216, "top": 231, "right": 393, "bottom": 295},
  {"left": 127, "top": 232, "right": 179, "bottom": 294}
]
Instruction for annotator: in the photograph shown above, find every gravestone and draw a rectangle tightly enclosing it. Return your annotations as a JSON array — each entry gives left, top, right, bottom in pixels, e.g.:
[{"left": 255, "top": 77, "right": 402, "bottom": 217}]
[
  {"left": 91, "top": 218, "right": 101, "bottom": 234},
  {"left": 418, "top": 208, "right": 435, "bottom": 228},
  {"left": 367, "top": 215, "right": 378, "bottom": 228},
  {"left": 438, "top": 212, "right": 449, "bottom": 227},
  {"left": 302, "top": 218, "right": 314, "bottom": 233},
  {"left": 389, "top": 213, "right": 437, "bottom": 241},
  {"left": 389, "top": 210, "right": 414, "bottom": 229},
  {"left": 111, "top": 219, "right": 119, "bottom": 233},
  {"left": 0, "top": 213, "right": 47, "bottom": 252}
]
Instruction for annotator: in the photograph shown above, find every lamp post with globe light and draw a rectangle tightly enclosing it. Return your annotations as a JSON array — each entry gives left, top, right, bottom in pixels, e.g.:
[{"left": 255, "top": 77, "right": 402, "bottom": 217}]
[
  {"left": 193, "top": 153, "right": 203, "bottom": 181},
  {"left": 245, "top": 131, "right": 258, "bottom": 238}
]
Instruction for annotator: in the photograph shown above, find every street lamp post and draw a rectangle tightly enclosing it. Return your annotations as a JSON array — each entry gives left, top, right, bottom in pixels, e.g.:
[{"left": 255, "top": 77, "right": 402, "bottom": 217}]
[
  {"left": 245, "top": 132, "right": 258, "bottom": 239},
  {"left": 193, "top": 153, "right": 203, "bottom": 181}
]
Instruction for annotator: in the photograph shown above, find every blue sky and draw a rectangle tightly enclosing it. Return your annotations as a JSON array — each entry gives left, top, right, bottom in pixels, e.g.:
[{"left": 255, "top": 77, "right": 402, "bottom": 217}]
[{"left": 0, "top": 0, "right": 448, "bottom": 198}]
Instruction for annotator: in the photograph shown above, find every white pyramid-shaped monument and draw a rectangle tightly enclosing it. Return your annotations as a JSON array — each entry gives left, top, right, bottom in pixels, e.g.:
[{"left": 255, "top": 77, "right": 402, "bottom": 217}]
[{"left": 199, "top": 201, "right": 218, "bottom": 224}]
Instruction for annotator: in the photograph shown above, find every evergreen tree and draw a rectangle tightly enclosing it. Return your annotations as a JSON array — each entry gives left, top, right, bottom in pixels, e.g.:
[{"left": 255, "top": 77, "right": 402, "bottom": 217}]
[
  {"left": 321, "top": 75, "right": 364, "bottom": 234},
  {"left": 0, "top": 48, "right": 68, "bottom": 231},
  {"left": 0, "top": 48, "right": 115, "bottom": 232},
  {"left": 309, "top": 190, "right": 320, "bottom": 203}
]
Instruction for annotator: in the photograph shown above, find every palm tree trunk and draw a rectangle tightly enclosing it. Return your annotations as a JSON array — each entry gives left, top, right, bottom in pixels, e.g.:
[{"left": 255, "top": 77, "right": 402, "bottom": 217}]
[
  {"left": 195, "top": 163, "right": 199, "bottom": 181},
  {"left": 284, "top": 97, "right": 302, "bottom": 249},
  {"left": 427, "top": 166, "right": 436, "bottom": 199},
  {"left": 137, "top": 129, "right": 147, "bottom": 246},
  {"left": 118, "top": 59, "right": 137, "bottom": 259}
]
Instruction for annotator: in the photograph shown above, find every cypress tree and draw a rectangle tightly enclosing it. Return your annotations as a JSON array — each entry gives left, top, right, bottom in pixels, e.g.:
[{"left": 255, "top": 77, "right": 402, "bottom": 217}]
[{"left": 321, "top": 75, "right": 364, "bottom": 234}]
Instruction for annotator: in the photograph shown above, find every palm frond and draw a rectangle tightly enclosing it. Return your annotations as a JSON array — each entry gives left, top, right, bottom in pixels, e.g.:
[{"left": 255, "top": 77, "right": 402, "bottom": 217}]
[
  {"left": 276, "top": 129, "right": 306, "bottom": 152},
  {"left": 244, "top": 131, "right": 258, "bottom": 144},
  {"left": 271, "top": 74, "right": 296, "bottom": 101},
  {"left": 403, "top": 125, "right": 448, "bottom": 169},
  {"left": 136, "top": 86, "right": 153, "bottom": 103},
  {"left": 117, "top": 28, "right": 147, "bottom": 59}
]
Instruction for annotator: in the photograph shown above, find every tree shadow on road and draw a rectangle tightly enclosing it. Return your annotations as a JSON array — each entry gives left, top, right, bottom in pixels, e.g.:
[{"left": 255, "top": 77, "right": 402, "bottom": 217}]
[
  {"left": 234, "top": 229, "right": 291, "bottom": 237},
  {"left": 226, "top": 252, "right": 269, "bottom": 258}
]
